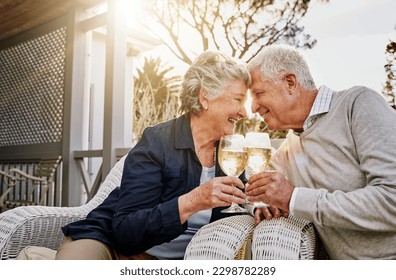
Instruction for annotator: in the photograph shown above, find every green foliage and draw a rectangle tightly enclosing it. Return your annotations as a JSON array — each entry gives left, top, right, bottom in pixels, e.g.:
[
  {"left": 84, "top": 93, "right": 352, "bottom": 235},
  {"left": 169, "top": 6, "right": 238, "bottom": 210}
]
[{"left": 133, "top": 56, "right": 181, "bottom": 142}]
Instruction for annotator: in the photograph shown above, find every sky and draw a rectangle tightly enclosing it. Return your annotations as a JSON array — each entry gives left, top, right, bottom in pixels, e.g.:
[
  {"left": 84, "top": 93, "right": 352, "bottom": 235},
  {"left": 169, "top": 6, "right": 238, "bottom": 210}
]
[{"left": 299, "top": 0, "right": 396, "bottom": 93}]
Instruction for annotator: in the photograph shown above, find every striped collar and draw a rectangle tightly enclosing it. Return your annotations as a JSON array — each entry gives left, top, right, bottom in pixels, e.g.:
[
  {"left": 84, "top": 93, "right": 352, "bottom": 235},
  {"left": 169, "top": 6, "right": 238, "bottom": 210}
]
[{"left": 294, "top": 85, "right": 334, "bottom": 135}]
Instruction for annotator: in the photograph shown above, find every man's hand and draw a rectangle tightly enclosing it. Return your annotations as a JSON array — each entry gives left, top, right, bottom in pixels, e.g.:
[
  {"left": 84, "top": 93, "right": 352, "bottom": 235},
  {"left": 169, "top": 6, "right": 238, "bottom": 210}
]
[
  {"left": 245, "top": 171, "right": 294, "bottom": 214},
  {"left": 253, "top": 206, "right": 289, "bottom": 223}
]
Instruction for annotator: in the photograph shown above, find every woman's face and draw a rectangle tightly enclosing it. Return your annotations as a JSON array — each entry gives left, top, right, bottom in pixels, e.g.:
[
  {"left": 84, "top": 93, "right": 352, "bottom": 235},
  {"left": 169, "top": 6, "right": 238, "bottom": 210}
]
[{"left": 207, "top": 79, "right": 248, "bottom": 137}]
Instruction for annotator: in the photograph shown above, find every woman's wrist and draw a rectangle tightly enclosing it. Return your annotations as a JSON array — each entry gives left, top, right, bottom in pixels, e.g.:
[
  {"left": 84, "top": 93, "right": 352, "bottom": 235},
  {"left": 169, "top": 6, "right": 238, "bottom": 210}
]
[{"left": 178, "top": 192, "right": 200, "bottom": 224}]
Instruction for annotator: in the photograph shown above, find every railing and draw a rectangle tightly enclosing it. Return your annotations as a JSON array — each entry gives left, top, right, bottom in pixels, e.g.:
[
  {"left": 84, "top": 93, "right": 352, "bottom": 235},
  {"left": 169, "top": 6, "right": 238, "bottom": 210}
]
[
  {"left": 73, "top": 148, "right": 131, "bottom": 203},
  {"left": 0, "top": 148, "right": 130, "bottom": 209},
  {"left": 73, "top": 150, "right": 103, "bottom": 203},
  {"left": 0, "top": 160, "right": 63, "bottom": 208}
]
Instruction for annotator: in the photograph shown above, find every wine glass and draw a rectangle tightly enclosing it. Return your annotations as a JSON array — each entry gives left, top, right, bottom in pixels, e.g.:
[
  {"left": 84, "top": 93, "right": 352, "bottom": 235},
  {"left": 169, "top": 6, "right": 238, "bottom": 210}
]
[
  {"left": 218, "top": 134, "right": 248, "bottom": 213},
  {"left": 244, "top": 132, "right": 272, "bottom": 208}
]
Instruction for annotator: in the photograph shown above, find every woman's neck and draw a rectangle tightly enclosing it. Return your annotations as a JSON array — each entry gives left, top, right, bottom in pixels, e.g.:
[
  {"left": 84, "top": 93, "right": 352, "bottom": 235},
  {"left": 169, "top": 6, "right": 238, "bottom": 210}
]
[{"left": 190, "top": 114, "right": 217, "bottom": 167}]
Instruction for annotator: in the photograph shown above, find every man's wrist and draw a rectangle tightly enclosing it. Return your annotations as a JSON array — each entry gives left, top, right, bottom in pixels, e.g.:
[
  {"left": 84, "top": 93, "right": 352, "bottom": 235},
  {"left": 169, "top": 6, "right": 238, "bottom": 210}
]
[{"left": 289, "top": 187, "right": 299, "bottom": 214}]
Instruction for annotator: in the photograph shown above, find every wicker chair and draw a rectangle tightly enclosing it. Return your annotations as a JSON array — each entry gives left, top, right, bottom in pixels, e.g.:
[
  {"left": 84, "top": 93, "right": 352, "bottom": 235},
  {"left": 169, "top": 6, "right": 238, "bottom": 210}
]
[
  {"left": 0, "top": 155, "right": 125, "bottom": 260},
  {"left": 0, "top": 156, "right": 62, "bottom": 211}
]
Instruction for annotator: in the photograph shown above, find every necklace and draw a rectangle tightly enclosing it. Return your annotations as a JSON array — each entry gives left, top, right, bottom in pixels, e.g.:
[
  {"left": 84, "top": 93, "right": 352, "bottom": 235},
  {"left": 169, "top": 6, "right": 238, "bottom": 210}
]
[{"left": 213, "top": 145, "right": 217, "bottom": 165}]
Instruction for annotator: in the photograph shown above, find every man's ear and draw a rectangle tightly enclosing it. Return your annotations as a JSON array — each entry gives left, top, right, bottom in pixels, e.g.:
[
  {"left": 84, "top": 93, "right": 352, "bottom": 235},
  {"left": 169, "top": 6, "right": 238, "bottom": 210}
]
[{"left": 283, "top": 73, "right": 297, "bottom": 92}]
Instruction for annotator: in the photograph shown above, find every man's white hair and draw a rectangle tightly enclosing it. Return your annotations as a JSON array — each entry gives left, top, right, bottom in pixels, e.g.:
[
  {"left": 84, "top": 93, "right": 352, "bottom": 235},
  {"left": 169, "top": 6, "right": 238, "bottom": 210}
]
[{"left": 247, "top": 44, "right": 316, "bottom": 90}]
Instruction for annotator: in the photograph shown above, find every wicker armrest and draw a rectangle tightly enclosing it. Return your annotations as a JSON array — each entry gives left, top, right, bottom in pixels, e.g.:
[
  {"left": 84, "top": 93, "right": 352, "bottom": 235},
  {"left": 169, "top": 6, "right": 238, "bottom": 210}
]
[
  {"left": 0, "top": 155, "right": 126, "bottom": 260},
  {"left": 0, "top": 204, "right": 93, "bottom": 259},
  {"left": 184, "top": 215, "right": 256, "bottom": 260},
  {"left": 252, "top": 215, "right": 316, "bottom": 260}
]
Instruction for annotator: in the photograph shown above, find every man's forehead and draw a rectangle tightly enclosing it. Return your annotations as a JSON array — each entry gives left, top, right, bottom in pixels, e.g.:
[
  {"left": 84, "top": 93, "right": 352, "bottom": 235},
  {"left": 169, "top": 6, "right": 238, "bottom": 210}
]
[
  {"left": 250, "top": 68, "right": 262, "bottom": 79},
  {"left": 249, "top": 76, "right": 270, "bottom": 90},
  {"left": 249, "top": 84, "right": 266, "bottom": 94}
]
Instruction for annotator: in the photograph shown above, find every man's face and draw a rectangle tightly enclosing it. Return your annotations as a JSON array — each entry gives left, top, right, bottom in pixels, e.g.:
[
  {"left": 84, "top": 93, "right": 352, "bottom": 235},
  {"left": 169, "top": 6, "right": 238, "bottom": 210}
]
[{"left": 249, "top": 68, "right": 297, "bottom": 131}]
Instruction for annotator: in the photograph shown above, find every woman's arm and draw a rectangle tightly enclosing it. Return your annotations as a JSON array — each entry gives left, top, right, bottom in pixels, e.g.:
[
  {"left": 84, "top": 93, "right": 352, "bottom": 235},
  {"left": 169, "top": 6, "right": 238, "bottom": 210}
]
[{"left": 112, "top": 127, "right": 187, "bottom": 256}]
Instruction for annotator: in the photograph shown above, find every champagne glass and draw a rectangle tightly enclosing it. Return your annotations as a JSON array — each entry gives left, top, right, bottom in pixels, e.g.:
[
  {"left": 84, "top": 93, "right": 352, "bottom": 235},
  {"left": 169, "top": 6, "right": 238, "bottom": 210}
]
[
  {"left": 244, "top": 132, "right": 272, "bottom": 208},
  {"left": 218, "top": 134, "right": 248, "bottom": 213}
]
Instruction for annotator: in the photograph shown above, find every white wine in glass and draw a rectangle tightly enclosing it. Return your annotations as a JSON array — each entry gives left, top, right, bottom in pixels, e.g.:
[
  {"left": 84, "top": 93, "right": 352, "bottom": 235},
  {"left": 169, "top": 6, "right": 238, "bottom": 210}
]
[
  {"left": 244, "top": 132, "right": 272, "bottom": 208},
  {"left": 218, "top": 134, "right": 248, "bottom": 213}
]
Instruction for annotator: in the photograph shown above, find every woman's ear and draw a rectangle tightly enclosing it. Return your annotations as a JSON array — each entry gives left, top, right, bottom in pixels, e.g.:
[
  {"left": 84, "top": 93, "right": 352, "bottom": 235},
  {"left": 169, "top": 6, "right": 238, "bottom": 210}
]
[{"left": 199, "top": 89, "right": 209, "bottom": 109}]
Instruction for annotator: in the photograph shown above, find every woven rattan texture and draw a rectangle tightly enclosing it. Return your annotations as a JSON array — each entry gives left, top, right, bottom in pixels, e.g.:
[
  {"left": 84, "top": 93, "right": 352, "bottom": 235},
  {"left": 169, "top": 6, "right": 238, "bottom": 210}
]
[
  {"left": 0, "top": 27, "right": 66, "bottom": 146},
  {"left": 184, "top": 215, "right": 256, "bottom": 260},
  {"left": 252, "top": 215, "right": 316, "bottom": 260},
  {"left": 0, "top": 155, "right": 125, "bottom": 259}
]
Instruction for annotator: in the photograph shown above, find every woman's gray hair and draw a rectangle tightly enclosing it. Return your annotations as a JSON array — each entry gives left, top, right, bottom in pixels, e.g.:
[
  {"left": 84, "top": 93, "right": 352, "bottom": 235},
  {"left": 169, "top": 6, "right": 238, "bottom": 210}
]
[
  {"left": 247, "top": 44, "right": 316, "bottom": 90},
  {"left": 179, "top": 50, "right": 251, "bottom": 115}
]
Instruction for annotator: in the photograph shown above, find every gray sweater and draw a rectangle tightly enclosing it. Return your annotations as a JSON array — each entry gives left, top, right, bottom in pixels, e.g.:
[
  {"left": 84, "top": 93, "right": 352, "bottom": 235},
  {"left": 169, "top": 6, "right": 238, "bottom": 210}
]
[{"left": 272, "top": 86, "right": 396, "bottom": 259}]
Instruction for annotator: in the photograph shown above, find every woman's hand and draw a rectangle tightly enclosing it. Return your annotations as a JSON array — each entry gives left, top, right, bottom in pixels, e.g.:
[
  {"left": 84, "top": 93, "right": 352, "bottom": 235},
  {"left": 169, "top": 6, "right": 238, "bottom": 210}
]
[{"left": 178, "top": 176, "right": 246, "bottom": 223}]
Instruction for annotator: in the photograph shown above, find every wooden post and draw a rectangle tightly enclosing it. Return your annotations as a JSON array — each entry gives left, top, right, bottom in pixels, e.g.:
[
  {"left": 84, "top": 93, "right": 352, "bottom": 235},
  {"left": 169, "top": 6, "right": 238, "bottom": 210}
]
[
  {"left": 102, "top": 0, "right": 128, "bottom": 179},
  {"left": 62, "top": 7, "right": 88, "bottom": 206}
]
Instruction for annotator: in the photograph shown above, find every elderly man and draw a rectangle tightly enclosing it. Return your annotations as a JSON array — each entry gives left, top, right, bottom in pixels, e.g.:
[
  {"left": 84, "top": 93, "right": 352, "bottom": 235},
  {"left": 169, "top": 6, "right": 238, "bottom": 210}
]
[{"left": 245, "top": 44, "right": 396, "bottom": 259}]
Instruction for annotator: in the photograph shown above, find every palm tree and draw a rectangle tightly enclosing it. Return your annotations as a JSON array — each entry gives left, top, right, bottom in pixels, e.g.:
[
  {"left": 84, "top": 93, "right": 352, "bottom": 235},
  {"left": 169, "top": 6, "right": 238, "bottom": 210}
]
[{"left": 133, "top": 56, "right": 181, "bottom": 142}]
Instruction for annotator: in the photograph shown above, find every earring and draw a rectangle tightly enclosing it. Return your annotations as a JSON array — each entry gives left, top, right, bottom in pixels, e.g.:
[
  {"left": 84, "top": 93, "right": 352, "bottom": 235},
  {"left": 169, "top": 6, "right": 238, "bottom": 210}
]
[{"left": 205, "top": 106, "right": 208, "bottom": 110}]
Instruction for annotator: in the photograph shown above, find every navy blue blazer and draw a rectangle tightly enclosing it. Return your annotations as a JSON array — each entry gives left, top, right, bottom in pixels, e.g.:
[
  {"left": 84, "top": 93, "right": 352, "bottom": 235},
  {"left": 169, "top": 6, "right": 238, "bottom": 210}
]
[{"left": 62, "top": 114, "right": 238, "bottom": 256}]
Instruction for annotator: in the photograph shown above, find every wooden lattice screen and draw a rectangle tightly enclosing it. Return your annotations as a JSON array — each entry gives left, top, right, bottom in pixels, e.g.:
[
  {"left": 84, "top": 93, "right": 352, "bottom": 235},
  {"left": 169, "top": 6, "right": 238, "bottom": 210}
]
[
  {"left": 0, "top": 21, "right": 67, "bottom": 207},
  {"left": 0, "top": 27, "right": 66, "bottom": 146}
]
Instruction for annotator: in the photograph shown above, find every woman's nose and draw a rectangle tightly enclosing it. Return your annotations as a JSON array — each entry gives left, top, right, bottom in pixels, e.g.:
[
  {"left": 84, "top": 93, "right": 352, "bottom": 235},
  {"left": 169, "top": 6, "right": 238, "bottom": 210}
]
[{"left": 239, "top": 103, "right": 247, "bottom": 118}]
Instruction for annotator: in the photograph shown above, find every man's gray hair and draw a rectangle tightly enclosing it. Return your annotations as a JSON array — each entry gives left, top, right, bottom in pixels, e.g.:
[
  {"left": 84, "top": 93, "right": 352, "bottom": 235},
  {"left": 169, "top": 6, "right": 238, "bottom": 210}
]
[
  {"left": 179, "top": 50, "right": 251, "bottom": 115},
  {"left": 247, "top": 44, "right": 316, "bottom": 90}
]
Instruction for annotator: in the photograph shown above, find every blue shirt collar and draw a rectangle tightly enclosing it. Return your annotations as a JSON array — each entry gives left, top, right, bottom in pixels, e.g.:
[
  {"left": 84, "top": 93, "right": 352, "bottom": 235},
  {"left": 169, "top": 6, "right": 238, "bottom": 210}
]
[{"left": 174, "top": 113, "right": 195, "bottom": 151}]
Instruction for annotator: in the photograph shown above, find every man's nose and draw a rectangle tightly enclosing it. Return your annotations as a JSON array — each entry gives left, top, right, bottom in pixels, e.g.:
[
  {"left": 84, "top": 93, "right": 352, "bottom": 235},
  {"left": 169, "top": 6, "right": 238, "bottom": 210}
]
[{"left": 251, "top": 99, "right": 259, "bottom": 114}]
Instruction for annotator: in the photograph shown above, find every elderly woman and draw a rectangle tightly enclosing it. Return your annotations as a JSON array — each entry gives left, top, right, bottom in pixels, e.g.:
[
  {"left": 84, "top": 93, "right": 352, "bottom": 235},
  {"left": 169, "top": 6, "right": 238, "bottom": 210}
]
[{"left": 53, "top": 50, "right": 251, "bottom": 260}]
